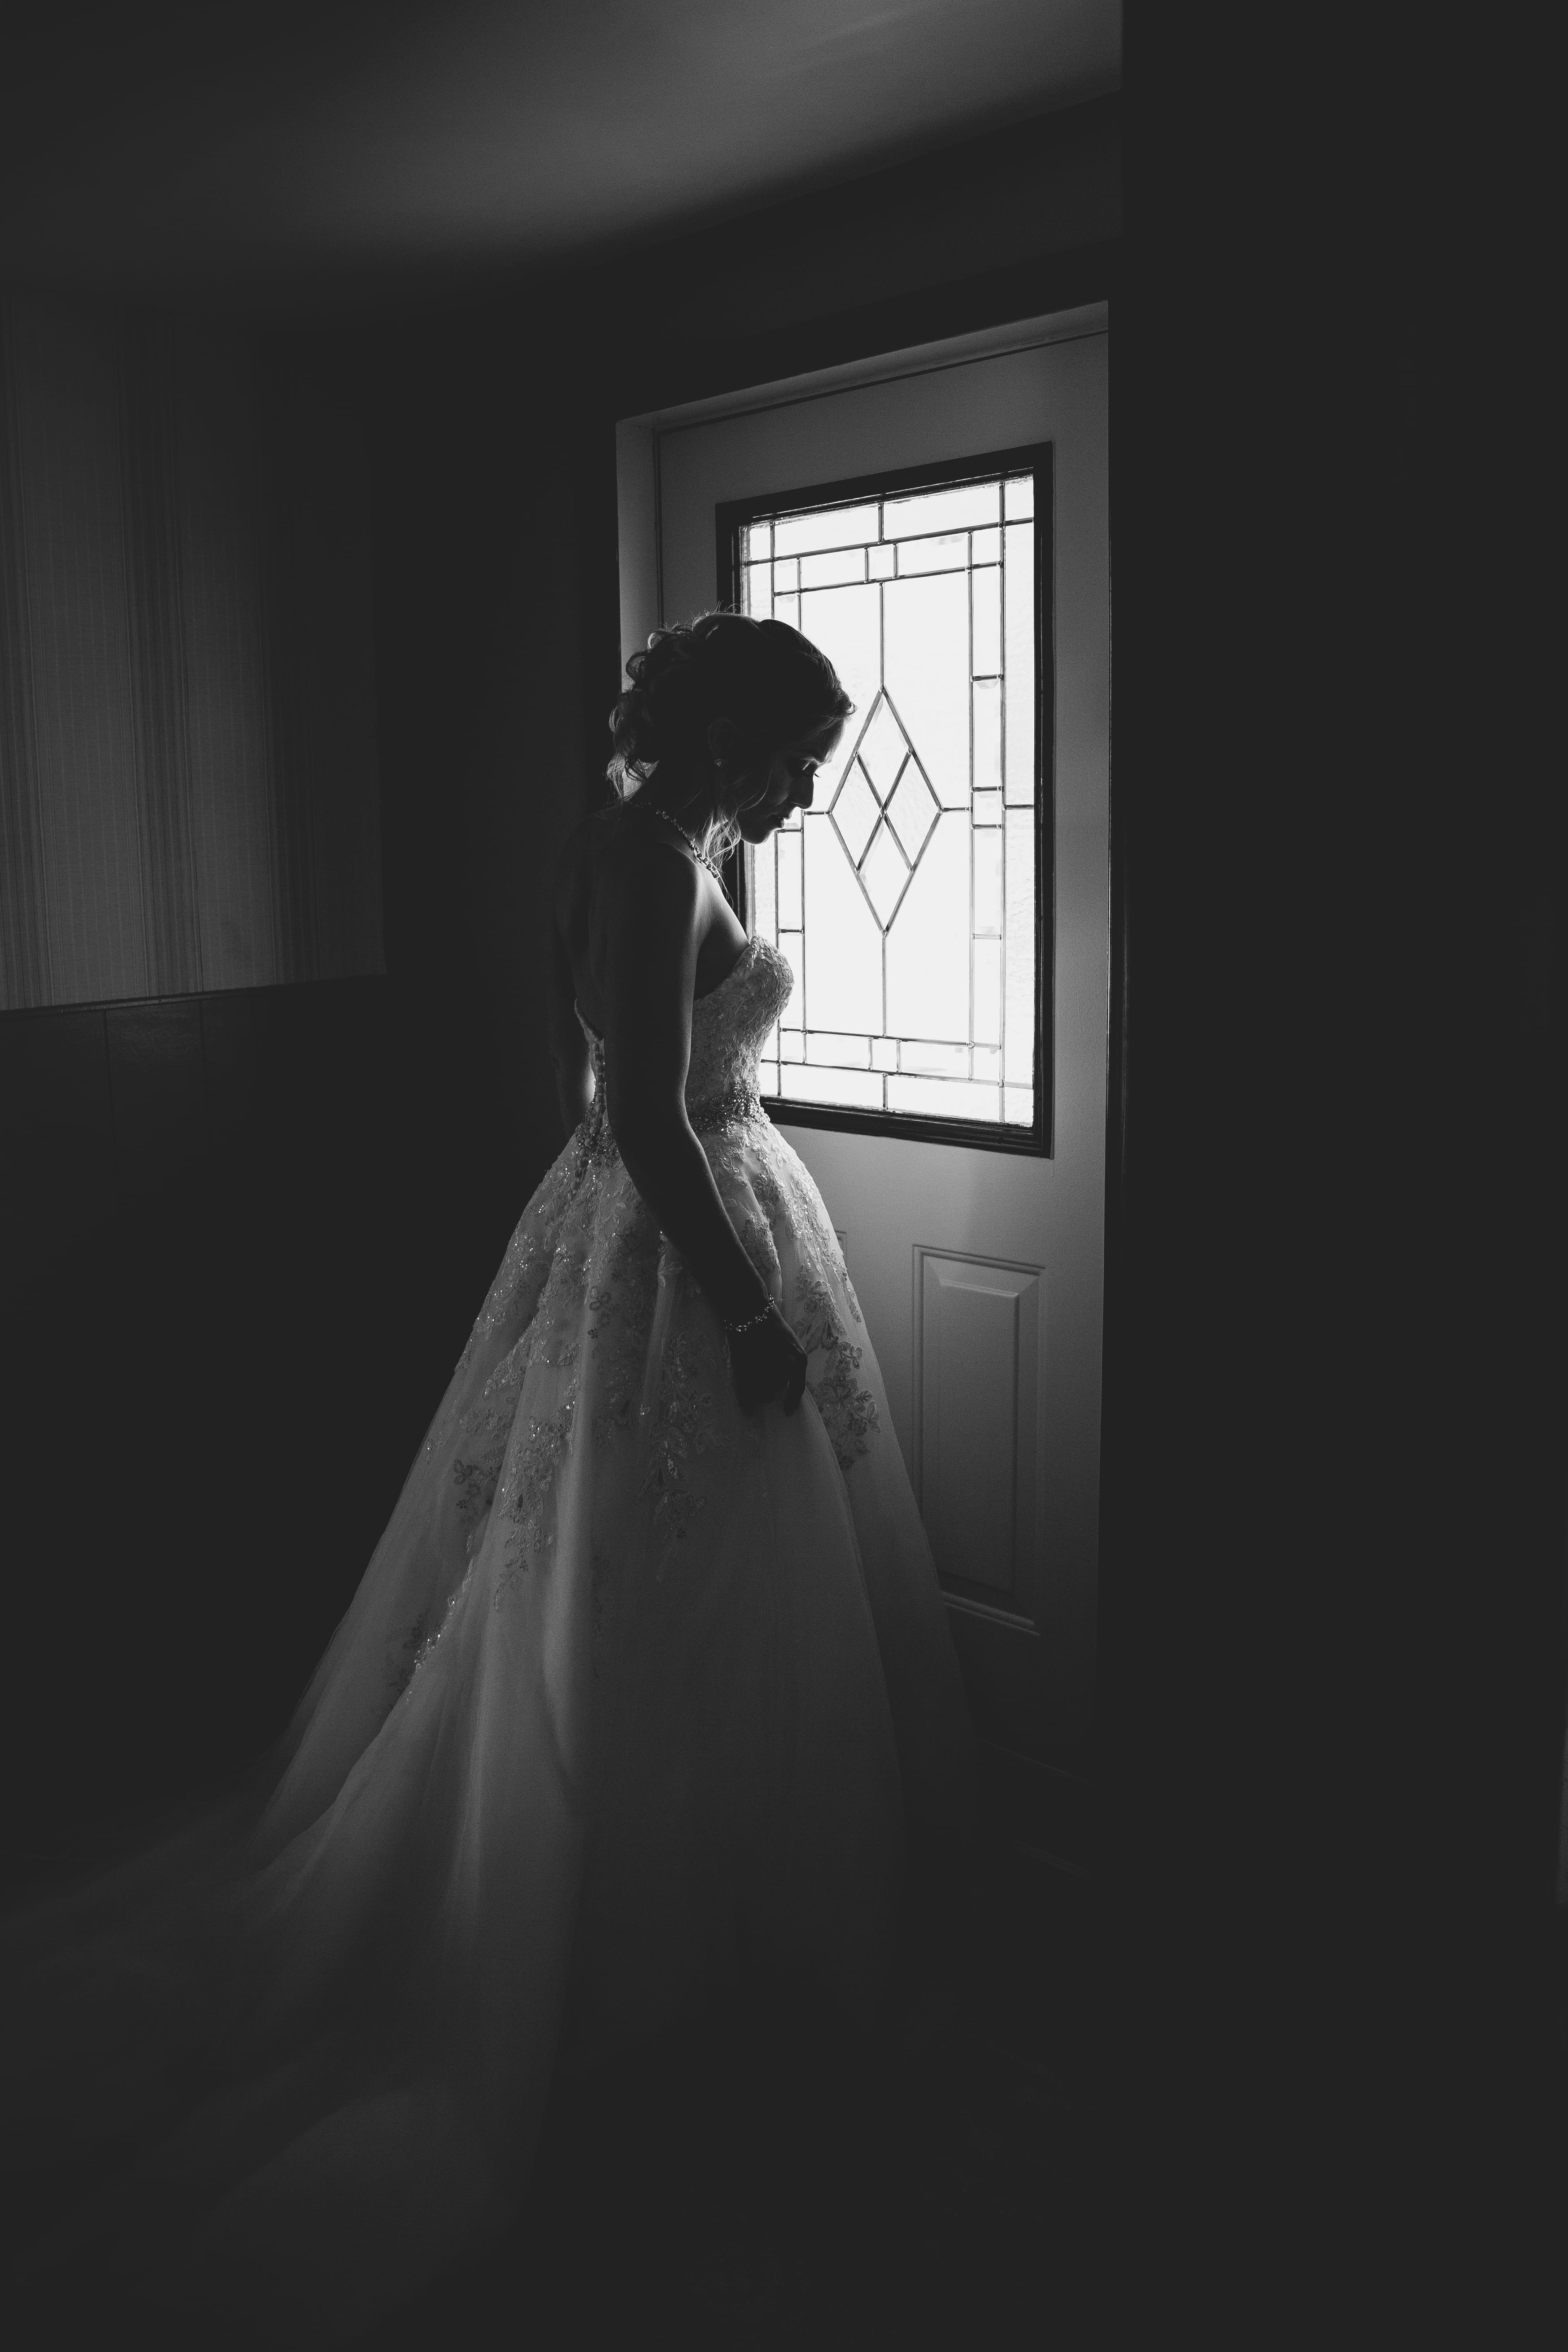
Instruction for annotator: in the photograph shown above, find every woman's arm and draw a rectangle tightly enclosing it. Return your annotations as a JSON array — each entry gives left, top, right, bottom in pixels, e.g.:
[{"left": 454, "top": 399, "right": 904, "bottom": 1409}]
[{"left": 598, "top": 844, "right": 774, "bottom": 1326}]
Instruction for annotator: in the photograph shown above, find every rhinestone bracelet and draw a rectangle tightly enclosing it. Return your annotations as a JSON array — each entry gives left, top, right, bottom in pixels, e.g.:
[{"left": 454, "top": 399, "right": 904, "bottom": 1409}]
[{"left": 724, "top": 1302, "right": 772, "bottom": 1338}]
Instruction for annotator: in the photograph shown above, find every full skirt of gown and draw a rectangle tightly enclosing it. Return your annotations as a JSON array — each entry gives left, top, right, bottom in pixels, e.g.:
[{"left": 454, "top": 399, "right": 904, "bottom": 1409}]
[{"left": 0, "top": 935, "right": 976, "bottom": 2345}]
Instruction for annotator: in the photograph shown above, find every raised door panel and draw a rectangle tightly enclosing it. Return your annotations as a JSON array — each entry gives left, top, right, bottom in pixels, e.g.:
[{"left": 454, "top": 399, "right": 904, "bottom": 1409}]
[{"left": 916, "top": 1249, "right": 1040, "bottom": 1603}]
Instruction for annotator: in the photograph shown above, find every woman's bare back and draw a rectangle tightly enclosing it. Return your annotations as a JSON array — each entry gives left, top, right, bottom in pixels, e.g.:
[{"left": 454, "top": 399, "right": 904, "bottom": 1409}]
[{"left": 553, "top": 806, "right": 749, "bottom": 1038}]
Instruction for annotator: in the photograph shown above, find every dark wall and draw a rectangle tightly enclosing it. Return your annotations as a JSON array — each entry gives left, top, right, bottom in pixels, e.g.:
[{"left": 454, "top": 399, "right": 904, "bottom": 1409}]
[
  {"left": 368, "top": 359, "right": 605, "bottom": 1184},
  {"left": 0, "top": 978, "right": 523, "bottom": 1883},
  {"left": 0, "top": 299, "right": 384, "bottom": 1011},
  {"left": 0, "top": 99, "right": 1119, "bottom": 1882}
]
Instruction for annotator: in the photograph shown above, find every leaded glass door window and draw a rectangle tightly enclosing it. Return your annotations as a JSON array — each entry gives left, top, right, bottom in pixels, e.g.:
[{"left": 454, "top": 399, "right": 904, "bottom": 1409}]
[{"left": 720, "top": 444, "right": 1050, "bottom": 1155}]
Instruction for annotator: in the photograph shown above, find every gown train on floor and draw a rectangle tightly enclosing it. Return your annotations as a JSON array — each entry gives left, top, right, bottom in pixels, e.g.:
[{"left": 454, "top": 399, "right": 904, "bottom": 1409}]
[{"left": 2, "top": 932, "right": 976, "bottom": 2343}]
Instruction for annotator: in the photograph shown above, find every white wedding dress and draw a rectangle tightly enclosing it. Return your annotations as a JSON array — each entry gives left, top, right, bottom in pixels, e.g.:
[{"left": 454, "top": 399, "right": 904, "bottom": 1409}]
[{"left": 3, "top": 933, "right": 976, "bottom": 2346}]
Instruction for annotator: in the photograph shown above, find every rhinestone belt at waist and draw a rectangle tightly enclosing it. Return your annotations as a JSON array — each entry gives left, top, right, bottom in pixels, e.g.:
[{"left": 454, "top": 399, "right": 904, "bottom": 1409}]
[
  {"left": 579, "top": 1082, "right": 768, "bottom": 1161},
  {"left": 686, "top": 1080, "right": 767, "bottom": 1132}
]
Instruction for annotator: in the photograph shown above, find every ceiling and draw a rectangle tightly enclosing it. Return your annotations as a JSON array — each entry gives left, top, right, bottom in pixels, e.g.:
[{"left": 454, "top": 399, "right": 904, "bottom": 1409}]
[{"left": 0, "top": 0, "right": 1119, "bottom": 297}]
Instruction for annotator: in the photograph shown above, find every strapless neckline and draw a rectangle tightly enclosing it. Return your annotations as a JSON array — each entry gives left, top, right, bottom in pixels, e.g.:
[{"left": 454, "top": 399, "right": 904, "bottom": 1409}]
[{"left": 574, "top": 932, "right": 764, "bottom": 1045}]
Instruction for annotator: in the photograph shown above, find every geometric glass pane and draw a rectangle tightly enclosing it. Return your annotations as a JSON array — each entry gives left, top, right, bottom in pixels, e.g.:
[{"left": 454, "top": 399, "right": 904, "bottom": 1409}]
[
  {"left": 829, "top": 760, "right": 880, "bottom": 866},
  {"left": 861, "top": 819, "right": 911, "bottom": 929},
  {"left": 1003, "top": 523, "right": 1035, "bottom": 803},
  {"left": 973, "top": 827, "right": 1002, "bottom": 934},
  {"left": 740, "top": 460, "right": 1040, "bottom": 1134},
  {"left": 800, "top": 583, "right": 880, "bottom": 800},
  {"left": 973, "top": 936, "right": 1002, "bottom": 1046},
  {"left": 885, "top": 761, "right": 939, "bottom": 865},
  {"left": 857, "top": 693, "right": 910, "bottom": 800},
  {"left": 773, "top": 502, "right": 880, "bottom": 558},
  {"left": 896, "top": 532, "right": 968, "bottom": 576},
  {"left": 884, "top": 572, "right": 969, "bottom": 806},
  {"left": 752, "top": 832, "right": 777, "bottom": 940},
  {"left": 777, "top": 936, "right": 801, "bottom": 1023},
  {"left": 974, "top": 677, "right": 1002, "bottom": 794},
  {"left": 902, "top": 1039, "right": 970, "bottom": 1076},
  {"left": 801, "top": 547, "right": 865, "bottom": 590},
  {"left": 972, "top": 563, "right": 1002, "bottom": 674},
  {"left": 884, "top": 481, "right": 1000, "bottom": 537},
  {"left": 772, "top": 1063, "right": 884, "bottom": 1109},
  {"left": 807, "top": 1031, "right": 871, "bottom": 1067},
  {"left": 885, "top": 810, "right": 968, "bottom": 1043},
  {"left": 777, "top": 826, "right": 802, "bottom": 927},
  {"left": 1004, "top": 807, "right": 1036, "bottom": 1084},
  {"left": 887, "top": 1074, "right": 1006, "bottom": 1122},
  {"left": 804, "top": 811, "right": 882, "bottom": 1031}
]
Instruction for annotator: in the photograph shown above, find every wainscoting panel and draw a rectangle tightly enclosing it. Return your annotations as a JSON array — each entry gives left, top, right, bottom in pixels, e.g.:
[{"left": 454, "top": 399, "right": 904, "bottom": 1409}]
[
  {"left": 0, "top": 974, "right": 537, "bottom": 1880},
  {"left": 913, "top": 1247, "right": 1041, "bottom": 1602}
]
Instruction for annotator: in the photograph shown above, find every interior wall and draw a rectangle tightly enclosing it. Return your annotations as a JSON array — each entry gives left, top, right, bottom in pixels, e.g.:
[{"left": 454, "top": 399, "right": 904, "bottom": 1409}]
[
  {"left": 0, "top": 307, "right": 617, "bottom": 1883},
  {"left": 0, "top": 302, "right": 457, "bottom": 1886},
  {"left": 367, "top": 352, "right": 604, "bottom": 1189},
  {"left": 0, "top": 295, "right": 383, "bottom": 1010},
  {"left": 0, "top": 978, "right": 504, "bottom": 1879}
]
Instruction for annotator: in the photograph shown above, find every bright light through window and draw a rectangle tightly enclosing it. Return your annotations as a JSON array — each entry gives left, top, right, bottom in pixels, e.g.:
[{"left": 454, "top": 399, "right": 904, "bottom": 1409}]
[{"left": 731, "top": 457, "right": 1045, "bottom": 1145}]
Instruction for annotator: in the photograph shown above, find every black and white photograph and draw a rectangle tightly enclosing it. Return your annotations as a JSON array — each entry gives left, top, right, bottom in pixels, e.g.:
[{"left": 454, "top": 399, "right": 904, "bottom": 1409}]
[{"left": 0, "top": 5, "right": 1559, "bottom": 2343}]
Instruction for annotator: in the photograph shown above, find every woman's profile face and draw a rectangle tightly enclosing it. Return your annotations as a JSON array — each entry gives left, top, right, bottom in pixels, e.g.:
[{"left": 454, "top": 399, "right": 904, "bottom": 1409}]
[{"left": 728, "top": 718, "right": 845, "bottom": 844}]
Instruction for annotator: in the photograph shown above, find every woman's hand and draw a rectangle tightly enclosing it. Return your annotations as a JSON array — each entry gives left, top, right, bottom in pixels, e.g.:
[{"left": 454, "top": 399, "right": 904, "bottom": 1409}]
[{"left": 727, "top": 1300, "right": 808, "bottom": 1415}]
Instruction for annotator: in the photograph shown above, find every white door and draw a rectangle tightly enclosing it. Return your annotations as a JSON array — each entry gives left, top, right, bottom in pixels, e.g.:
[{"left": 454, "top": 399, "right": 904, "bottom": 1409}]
[{"left": 616, "top": 310, "right": 1110, "bottom": 1768}]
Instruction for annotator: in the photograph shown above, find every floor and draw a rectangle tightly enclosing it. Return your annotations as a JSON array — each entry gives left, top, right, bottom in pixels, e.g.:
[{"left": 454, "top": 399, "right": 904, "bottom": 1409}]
[{"left": 379, "top": 1842, "right": 1095, "bottom": 2349}]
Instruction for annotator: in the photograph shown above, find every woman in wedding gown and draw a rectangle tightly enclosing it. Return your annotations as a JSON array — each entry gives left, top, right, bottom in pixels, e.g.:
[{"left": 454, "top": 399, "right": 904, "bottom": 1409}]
[{"left": 3, "top": 611, "right": 977, "bottom": 2346}]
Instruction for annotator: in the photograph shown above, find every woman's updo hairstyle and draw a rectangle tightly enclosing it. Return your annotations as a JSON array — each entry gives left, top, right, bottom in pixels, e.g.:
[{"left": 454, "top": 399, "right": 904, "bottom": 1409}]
[{"left": 607, "top": 612, "right": 854, "bottom": 852}]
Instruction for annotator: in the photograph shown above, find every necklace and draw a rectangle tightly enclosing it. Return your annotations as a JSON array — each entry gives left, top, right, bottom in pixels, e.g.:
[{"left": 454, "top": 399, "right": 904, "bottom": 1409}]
[{"left": 627, "top": 797, "right": 726, "bottom": 883}]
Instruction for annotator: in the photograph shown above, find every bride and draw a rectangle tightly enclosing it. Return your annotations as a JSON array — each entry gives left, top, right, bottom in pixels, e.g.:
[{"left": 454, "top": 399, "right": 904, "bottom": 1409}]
[{"left": 3, "top": 610, "right": 977, "bottom": 2346}]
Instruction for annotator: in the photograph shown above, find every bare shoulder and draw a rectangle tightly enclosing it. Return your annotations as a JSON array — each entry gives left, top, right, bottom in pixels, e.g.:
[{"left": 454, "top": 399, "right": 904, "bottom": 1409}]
[
  {"left": 592, "top": 814, "right": 702, "bottom": 936},
  {"left": 553, "top": 807, "right": 693, "bottom": 951}
]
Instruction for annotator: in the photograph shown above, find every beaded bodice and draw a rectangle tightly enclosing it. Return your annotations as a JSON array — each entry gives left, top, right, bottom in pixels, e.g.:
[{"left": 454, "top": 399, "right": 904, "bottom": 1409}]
[{"left": 576, "top": 933, "right": 793, "bottom": 1142}]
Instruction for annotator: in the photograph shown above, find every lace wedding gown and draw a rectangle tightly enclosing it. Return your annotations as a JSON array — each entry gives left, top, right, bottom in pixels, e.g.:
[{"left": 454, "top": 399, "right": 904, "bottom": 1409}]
[{"left": 4, "top": 933, "right": 976, "bottom": 2346}]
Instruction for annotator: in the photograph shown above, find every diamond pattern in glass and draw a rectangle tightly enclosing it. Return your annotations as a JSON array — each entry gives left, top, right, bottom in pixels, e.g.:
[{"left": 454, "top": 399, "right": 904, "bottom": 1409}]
[
  {"left": 738, "top": 465, "right": 1039, "bottom": 1136},
  {"left": 857, "top": 693, "right": 910, "bottom": 800},
  {"left": 860, "top": 820, "right": 910, "bottom": 929},
  {"left": 885, "top": 761, "right": 939, "bottom": 863},
  {"left": 829, "top": 760, "right": 880, "bottom": 867}
]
